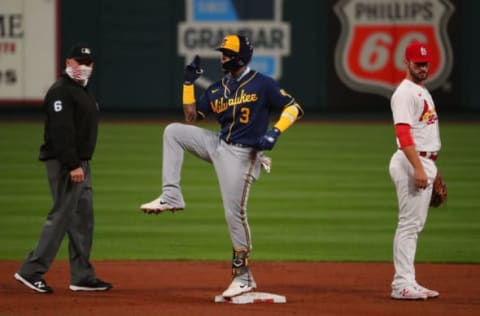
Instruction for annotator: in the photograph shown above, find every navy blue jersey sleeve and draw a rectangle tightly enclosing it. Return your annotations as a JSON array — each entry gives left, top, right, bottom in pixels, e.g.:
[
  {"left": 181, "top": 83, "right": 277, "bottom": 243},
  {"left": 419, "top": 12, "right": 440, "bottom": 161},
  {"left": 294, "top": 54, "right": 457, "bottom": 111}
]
[
  {"left": 264, "top": 77, "right": 296, "bottom": 110},
  {"left": 196, "top": 89, "right": 213, "bottom": 119},
  {"left": 44, "top": 87, "right": 81, "bottom": 169}
]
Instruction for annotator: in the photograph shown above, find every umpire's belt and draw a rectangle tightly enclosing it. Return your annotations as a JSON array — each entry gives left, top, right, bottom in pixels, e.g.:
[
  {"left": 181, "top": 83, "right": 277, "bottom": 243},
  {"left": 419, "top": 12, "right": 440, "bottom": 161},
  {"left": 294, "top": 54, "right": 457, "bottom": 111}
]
[{"left": 418, "top": 151, "right": 438, "bottom": 161}]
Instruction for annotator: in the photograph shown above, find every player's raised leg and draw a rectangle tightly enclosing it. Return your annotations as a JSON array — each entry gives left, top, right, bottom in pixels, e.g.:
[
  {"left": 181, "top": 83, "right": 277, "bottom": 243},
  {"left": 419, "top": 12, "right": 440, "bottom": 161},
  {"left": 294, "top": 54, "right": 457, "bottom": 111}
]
[{"left": 140, "top": 123, "right": 217, "bottom": 214}]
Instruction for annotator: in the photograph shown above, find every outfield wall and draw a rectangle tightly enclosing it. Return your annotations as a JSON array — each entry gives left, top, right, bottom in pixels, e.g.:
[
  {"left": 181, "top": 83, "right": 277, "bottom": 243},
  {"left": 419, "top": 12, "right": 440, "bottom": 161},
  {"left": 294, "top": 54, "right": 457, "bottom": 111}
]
[{"left": 1, "top": 0, "right": 478, "bottom": 113}]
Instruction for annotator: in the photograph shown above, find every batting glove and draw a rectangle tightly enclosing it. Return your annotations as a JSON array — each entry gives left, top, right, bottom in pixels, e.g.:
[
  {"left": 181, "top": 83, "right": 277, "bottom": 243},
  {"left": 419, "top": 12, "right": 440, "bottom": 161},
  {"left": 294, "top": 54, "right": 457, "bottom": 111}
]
[
  {"left": 184, "top": 55, "right": 204, "bottom": 84},
  {"left": 258, "top": 128, "right": 281, "bottom": 150}
]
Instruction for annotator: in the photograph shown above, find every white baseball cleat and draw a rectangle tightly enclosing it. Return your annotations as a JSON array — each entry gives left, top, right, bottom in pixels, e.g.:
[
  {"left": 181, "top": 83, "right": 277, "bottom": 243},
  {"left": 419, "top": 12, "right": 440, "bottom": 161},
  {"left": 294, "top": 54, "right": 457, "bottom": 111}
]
[
  {"left": 416, "top": 284, "right": 440, "bottom": 298},
  {"left": 391, "top": 285, "right": 428, "bottom": 300},
  {"left": 140, "top": 197, "right": 183, "bottom": 214},
  {"left": 222, "top": 280, "right": 256, "bottom": 298}
]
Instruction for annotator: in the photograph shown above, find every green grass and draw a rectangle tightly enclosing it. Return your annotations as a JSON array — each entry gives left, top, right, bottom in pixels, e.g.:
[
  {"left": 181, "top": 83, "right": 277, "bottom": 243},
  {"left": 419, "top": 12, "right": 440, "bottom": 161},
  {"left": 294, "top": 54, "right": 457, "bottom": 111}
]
[{"left": 0, "top": 121, "right": 479, "bottom": 262}]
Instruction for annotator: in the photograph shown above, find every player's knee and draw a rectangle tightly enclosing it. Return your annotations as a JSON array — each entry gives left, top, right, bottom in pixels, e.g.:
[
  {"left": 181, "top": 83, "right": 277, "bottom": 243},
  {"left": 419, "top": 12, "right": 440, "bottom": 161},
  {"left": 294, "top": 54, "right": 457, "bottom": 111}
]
[
  {"left": 397, "top": 221, "right": 422, "bottom": 234},
  {"left": 163, "top": 122, "right": 184, "bottom": 139}
]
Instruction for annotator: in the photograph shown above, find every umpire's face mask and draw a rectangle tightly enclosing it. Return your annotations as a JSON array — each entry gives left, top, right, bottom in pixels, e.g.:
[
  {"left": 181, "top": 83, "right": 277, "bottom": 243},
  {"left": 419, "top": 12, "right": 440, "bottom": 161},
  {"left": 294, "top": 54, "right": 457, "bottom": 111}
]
[{"left": 66, "top": 58, "right": 93, "bottom": 86}]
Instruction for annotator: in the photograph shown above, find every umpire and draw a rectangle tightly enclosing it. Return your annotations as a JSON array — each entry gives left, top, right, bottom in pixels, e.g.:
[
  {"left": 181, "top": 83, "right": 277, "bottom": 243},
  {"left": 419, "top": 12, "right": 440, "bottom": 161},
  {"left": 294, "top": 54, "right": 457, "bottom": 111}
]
[{"left": 14, "top": 43, "right": 112, "bottom": 293}]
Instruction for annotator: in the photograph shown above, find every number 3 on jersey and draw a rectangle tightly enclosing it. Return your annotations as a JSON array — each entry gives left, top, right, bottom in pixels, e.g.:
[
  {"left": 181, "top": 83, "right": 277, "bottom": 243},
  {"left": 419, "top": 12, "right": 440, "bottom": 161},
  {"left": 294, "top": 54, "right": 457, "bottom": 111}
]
[{"left": 240, "top": 107, "right": 250, "bottom": 124}]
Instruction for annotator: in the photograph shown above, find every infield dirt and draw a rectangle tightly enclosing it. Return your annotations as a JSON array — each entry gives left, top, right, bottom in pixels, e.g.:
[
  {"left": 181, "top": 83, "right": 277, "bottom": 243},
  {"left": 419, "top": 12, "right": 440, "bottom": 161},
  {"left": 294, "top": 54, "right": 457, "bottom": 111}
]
[{"left": 1, "top": 261, "right": 479, "bottom": 316}]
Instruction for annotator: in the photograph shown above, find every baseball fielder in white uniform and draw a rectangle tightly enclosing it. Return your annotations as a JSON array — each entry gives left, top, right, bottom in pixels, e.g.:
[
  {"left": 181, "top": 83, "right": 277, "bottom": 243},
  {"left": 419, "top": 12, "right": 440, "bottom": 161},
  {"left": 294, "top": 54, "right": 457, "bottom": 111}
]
[{"left": 389, "top": 42, "right": 441, "bottom": 300}]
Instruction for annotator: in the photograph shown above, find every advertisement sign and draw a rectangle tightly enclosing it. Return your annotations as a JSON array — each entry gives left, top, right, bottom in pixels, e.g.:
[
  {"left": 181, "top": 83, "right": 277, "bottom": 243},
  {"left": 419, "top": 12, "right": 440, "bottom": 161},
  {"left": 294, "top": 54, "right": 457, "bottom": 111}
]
[
  {"left": 334, "top": 0, "right": 454, "bottom": 98},
  {"left": 177, "top": 0, "right": 291, "bottom": 89},
  {"left": 0, "top": 0, "right": 57, "bottom": 104}
]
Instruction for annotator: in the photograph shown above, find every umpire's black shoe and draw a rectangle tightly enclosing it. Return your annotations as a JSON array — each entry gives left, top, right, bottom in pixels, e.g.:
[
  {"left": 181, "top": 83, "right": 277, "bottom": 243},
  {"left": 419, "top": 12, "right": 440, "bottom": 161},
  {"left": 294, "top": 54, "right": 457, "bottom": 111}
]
[
  {"left": 14, "top": 273, "right": 53, "bottom": 294},
  {"left": 69, "top": 278, "right": 113, "bottom": 291}
]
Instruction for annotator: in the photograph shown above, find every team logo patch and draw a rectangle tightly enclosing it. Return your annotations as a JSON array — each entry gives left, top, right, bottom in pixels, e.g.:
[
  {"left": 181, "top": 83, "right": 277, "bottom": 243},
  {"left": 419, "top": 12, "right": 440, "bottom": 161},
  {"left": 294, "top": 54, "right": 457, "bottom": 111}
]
[
  {"left": 177, "top": 0, "right": 291, "bottom": 89},
  {"left": 334, "top": 0, "right": 455, "bottom": 98}
]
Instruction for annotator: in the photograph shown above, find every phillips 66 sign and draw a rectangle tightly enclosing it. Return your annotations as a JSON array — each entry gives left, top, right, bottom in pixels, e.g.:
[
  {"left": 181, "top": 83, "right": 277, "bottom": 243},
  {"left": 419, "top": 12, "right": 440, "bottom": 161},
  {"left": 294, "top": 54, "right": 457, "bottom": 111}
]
[{"left": 334, "top": 0, "right": 454, "bottom": 98}]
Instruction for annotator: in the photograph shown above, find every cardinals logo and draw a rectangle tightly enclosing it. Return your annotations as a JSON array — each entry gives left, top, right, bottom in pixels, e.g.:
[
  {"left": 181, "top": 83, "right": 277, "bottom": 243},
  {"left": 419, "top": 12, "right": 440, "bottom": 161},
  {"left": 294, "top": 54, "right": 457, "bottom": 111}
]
[
  {"left": 419, "top": 100, "right": 437, "bottom": 125},
  {"left": 334, "top": 0, "right": 455, "bottom": 98}
]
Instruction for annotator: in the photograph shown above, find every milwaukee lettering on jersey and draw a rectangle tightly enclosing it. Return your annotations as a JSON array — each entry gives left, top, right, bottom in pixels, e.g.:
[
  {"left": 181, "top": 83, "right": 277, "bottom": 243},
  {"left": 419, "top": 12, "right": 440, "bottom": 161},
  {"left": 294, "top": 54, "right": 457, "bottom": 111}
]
[
  {"left": 334, "top": 0, "right": 454, "bottom": 98},
  {"left": 210, "top": 90, "right": 258, "bottom": 113}
]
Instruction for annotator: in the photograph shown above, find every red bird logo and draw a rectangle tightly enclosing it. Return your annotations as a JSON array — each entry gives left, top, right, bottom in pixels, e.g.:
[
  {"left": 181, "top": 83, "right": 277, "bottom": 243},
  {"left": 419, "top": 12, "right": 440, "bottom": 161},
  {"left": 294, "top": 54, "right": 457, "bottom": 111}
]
[{"left": 419, "top": 100, "right": 437, "bottom": 125}]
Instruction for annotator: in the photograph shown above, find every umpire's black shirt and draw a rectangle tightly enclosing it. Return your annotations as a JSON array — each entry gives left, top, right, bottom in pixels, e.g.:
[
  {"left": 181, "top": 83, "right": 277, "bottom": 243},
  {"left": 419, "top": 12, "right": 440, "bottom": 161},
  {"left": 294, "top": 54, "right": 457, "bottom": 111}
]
[{"left": 39, "top": 74, "right": 99, "bottom": 170}]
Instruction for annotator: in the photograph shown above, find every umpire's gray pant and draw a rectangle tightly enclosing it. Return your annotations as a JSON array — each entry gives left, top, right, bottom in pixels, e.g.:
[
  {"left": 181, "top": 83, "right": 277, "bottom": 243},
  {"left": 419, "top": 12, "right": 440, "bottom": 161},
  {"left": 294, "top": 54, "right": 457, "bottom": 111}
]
[{"left": 17, "top": 160, "right": 97, "bottom": 284}]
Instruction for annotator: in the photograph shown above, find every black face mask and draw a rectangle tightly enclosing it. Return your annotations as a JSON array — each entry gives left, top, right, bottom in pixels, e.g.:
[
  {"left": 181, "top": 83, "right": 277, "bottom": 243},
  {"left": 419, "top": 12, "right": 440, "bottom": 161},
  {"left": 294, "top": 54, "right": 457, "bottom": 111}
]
[{"left": 222, "top": 56, "right": 245, "bottom": 73}]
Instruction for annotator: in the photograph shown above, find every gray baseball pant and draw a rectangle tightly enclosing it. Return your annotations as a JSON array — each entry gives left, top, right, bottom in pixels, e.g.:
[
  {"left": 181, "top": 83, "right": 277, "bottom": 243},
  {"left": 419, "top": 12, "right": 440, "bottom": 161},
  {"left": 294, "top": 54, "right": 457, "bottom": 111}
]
[
  {"left": 160, "top": 122, "right": 262, "bottom": 251},
  {"left": 17, "top": 160, "right": 97, "bottom": 284}
]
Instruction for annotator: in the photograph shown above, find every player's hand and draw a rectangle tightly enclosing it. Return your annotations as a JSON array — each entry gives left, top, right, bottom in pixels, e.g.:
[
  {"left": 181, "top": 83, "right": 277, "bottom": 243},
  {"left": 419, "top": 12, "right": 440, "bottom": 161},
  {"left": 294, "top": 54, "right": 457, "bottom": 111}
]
[
  {"left": 184, "top": 55, "right": 204, "bottom": 84},
  {"left": 414, "top": 167, "right": 428, "bottom": 189},
  {"left": 258, "top": 128, "right": 281, "bottom": 150}
]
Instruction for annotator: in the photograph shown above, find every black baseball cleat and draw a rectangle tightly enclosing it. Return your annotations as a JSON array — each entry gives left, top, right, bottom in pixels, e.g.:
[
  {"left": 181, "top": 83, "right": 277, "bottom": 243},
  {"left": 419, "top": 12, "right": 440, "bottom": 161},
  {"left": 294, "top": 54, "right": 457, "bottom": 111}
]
[
  {"left": 69, "top": 278, "right": 113, "bottom": 291},
  {"left": 14, "top": 273, "right": 53, "bottom": 294}
]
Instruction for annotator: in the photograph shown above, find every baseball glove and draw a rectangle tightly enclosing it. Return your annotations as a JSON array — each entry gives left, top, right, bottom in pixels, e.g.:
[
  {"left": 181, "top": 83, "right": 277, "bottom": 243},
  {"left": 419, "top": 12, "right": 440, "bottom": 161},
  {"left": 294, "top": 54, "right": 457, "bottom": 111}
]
[{"left": 430, "top": 172, "right": 447, "bottom": 208}]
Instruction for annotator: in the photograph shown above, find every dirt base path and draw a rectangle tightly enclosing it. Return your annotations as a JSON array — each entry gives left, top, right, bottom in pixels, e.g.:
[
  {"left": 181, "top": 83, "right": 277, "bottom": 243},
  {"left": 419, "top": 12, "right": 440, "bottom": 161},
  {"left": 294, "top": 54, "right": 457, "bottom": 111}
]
[{"left": 1, "top": 261, "right": 479, "bottom": 316}]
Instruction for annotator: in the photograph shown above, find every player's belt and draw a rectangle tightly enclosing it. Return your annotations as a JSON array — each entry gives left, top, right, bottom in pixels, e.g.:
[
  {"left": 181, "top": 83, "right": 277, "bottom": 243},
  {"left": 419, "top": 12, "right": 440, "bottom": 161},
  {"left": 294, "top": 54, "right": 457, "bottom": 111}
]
[
  {"left": 222, "top": 139, "right": 251, "bottom": 148},
  {"left": 418, "top": 151, "right": 438, "bottom": 161}
]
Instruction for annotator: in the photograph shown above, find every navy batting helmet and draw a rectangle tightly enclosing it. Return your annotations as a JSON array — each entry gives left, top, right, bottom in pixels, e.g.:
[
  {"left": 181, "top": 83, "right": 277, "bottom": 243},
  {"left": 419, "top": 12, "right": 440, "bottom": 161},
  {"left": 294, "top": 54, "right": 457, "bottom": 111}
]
[{"left": 216, "top": 34, "right": 253, "bottom": 72}]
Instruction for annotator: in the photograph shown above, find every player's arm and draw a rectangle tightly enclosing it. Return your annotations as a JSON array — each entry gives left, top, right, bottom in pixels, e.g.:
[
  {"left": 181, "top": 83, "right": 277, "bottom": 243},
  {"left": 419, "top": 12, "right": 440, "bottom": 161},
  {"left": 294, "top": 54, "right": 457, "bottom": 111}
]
[
  {"left": 273, "top": 102, "right": 304, "bottom": 133},
  {"left": 182, "top": 55, "right": 204, "bottom": 123},
  {"left": 270, "top": 86, "right": 304, "bottom": 133},
  {"left": 395, "top": 123, "right": 428, "bottom": 189},
  {"left": 258, "top": 84, "right": 304, "bottom": 150},
  {"left": 182, "top": 83, "right": 197, "bottom": 123}
]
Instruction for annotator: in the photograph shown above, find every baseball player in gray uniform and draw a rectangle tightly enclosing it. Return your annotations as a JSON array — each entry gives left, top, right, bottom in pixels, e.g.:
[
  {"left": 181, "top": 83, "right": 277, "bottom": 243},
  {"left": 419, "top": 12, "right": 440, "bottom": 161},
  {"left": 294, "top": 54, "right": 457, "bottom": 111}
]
[
  {"left": 389, "top": 42, "right": 441, "bottom": 300},
  {"left": 140, "top": 34, "right": 303, "bottom": 298}
]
